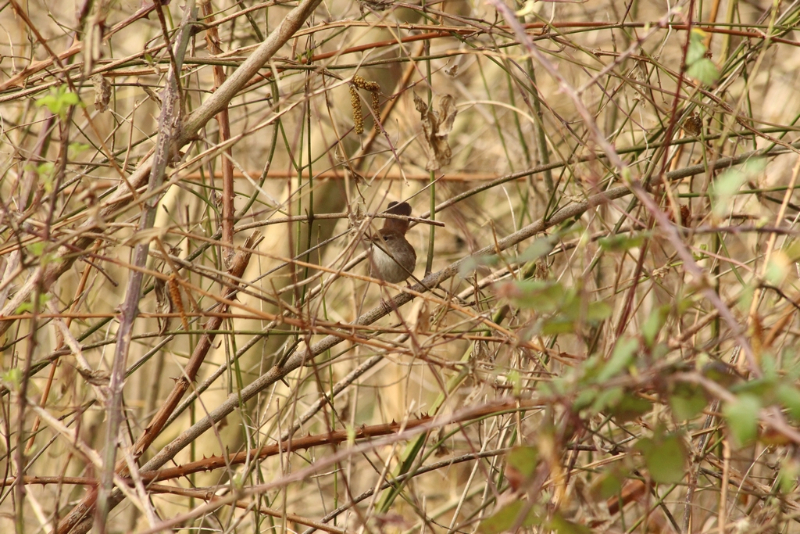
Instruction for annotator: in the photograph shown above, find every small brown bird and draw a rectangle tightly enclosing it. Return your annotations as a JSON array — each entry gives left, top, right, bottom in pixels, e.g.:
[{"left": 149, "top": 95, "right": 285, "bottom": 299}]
[{"left": 369, "top": 201, "right": 416, "bottom": 283}]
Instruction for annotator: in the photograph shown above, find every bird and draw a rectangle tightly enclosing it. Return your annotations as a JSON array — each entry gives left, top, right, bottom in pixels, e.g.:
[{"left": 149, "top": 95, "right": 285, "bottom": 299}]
[{"left": 369, "top": 201, "right": 416, "bottom": 283}]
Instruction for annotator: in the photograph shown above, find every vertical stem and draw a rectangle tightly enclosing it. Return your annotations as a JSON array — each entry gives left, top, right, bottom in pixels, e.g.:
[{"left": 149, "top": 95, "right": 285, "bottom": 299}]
[
  {"left": 423, "top": 12, "right": 435, "bottom": 276},
  {"left": 527, "top": 59, "right": 553, "bottom": 195},
  {"left": 94, "top": 3, "right": 196, "bottom": 531},
  {"left": 202, "top": 0, "right": 236, "bottom": 266}
]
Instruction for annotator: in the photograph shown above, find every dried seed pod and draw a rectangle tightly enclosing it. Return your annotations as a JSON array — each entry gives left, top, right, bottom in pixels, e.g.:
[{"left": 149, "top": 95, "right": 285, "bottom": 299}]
[
  {"left": 167, "top": 274, "right": 189, "bottom": 332},
  {"left": 92, "top": 74, "right": 111, "bottom": 112},
  {"left": 666, "top": 202, "right": 692, "bottom": 227},
  {"left": 414, "top": 93, "right": 458, "bottom": 171},
  {"left": 683, "top": 113, "right": 702, "bottom": 136},
  {"left": 154, "top": 278, "right": 172, "bottom": 334}
]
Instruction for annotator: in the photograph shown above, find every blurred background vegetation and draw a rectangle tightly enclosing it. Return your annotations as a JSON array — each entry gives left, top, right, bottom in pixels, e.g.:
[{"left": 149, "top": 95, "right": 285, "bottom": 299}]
[{"left": 2, "top": 0, "right": 800, "bottom": 533}]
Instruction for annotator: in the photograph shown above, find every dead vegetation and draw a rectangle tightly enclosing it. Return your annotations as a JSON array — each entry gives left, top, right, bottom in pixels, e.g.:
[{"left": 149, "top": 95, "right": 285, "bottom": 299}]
[{"left": 2, "top": 0, "right": 800, "bottom": 533}]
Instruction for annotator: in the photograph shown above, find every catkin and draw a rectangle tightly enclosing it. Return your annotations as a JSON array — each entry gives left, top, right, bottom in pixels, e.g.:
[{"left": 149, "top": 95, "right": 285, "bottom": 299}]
[
  {"left": 350, "top": 85, "right": 363, "bottom": 135},
  {"left": 167, "top": 274, "right": 189, "bottom": 332},
  {"left": 371, "top": 91, "right": 380, "bottom": 119},
  {"left": 351, "top": 75, "right": 381, "bottom": 135}
]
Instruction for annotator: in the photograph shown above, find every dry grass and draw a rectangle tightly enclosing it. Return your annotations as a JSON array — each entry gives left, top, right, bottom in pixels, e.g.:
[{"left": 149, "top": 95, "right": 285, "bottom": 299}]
[{"left": 2, "top": 0, "right": 800, "bottom": 533}]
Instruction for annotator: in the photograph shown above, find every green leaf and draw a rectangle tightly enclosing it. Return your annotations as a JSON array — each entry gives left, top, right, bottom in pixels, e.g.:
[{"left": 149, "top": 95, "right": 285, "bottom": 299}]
[
  {"left": 549, "top": 513, "right": 591, "bottom": 534},
  {"left": 596, "top": 337, "right": 637, "bottom": 382},
  {"left": 686, "top": 39, "right": 706, "bottom": 65},
  {"left": 15, "top": 292, "right": 50, "bottom": 314},
  {"left": 497, "top": 280, "right": 566, "bottom": 312},
  {"left": 591, "top": 386, "right": 623, "bottom": 413},
  {"left": 714, "top": 169, "right": 748, "bottom": 197},
  {"left": 711, "top": 169, "right": 747, "bottom": 217},
  {"left": 541, "top": 316, "right": 575, "bottom": 335},
  {"left": 43, "top": 175, "right": 55, "bottom": 193},
  {"left": 635, "top": 433, "right": 686, "bottom": 484},
  {"left": 670, "top": 384, "right": 708, "bottom": 421},
  {"left": 478, "top": 502, "right": 541, "bottom": 534},
  {"left": 702, "top": 360, "right": 740, "bottom": 388},
  {"left": 35, "top": 86, "right": 80, "bottom": 117},
  {"left": 508, "top": 370, "right": 522, "bottom": 396},
  {"left": 590, "top": 469, "right": 625, "bottom": 500},
  {"left": 27, "top": 242, "right": 46, "bottom": 256},
  {"left": 642, "top": 306, "right": 669, "bottom": 347},
  {"left": 459, "top": 254, "right": 498, "bottom": 277},
  {"left": 518, "top": 237, "right": 555, "bottom": 262},
  {"left": 723, "top": 394, "right": 761, "bottom": 446},
  {"left": 777, "top": 458, "right": 800, "bottom": 494},
  {"left": 68, "top": 142, "right": 90, "bottom": 158},
  {"left": 686, "top": 30, "right": 708, "bottom": 64},
  {"left": 573, "top": 388, "right": 597, "bottom": 411},
  {"left": 711, "top": 160, "right": 764, "bottom": 218},
  {"left": 598, "top": 233, "right": 645, "bottom": 252},
  {"left": 765, "top": 252, "right": 789, "bottom": 287},
  {"left": 62, "top": 91, "right": 79, "bottom": 106},
  {"left": 785, "top": 241, "right": 800, "bottom": 263},
  {"left": 731, "top": 377, "right": 775, "bottom": 399},
  {"left": 586, "top": 300, "right": 613, "bottom": 322},
  {"left": 738, "top": 281, "right": 756, "bottom": 313},
  {"left": 15, "top": 302, "right": 33, "bottom": 314},
  {"left": 610, "top": 392, "right": 652, "bottom": 423},
  {"left": 2, "top": 368, "right": 22, "bottom": 390},
  {"left": 507, "top": 446, "right": 539, "bottom": 479},
  {"left": 36, "top": 162, "right": 54, "bottom": 177},
  {"left": 554, "top": 293, "right": 611, "bottom": 329},
  {"left": 687, "top": 58, "right": 720, "bottom": 85},
  {"left": 777, "top": 383, "right": 800, "bottom": 421},
  {"left": 761, "top": 352, "right": 779, "bottom": 380}
]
